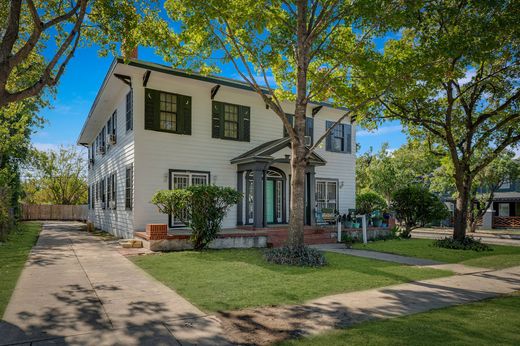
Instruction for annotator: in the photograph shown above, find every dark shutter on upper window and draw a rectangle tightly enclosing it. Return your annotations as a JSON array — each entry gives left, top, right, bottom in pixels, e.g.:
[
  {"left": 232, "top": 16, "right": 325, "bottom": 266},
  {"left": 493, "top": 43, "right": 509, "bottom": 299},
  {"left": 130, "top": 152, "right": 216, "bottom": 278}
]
[
  {"left": 212, "top": 101, "right": 223, "bottom": 138},
  {"left": 177, "top": 94, "right": 192, "bottom": 135},
  {"left": 145, "top": 89, "right": 191, "bottom": 135},
  {"left": 325, "top": 121, "right": 332, "bottom": 151},
  {"left": 283, "top": 114, "right": 294, "bottom": 137},
  {"left": 239, "top": 105, "right": 250, "bottom": 142},
  {"left": 305, "top": 117, "right": 314, "bottom": 145},
  {"left": 145, "top": 88, "right": 159, "bottom": 130},
  {"left": 344, "top": 124, "right": 352, "bottom": 153},
  {"left": 126, "top": 90, "right": 133, "bottom": 131}
]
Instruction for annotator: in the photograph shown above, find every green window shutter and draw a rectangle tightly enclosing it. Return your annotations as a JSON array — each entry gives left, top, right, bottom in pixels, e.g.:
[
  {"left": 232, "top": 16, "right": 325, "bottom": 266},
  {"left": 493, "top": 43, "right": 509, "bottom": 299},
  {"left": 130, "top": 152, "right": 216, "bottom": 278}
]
[
  {"left": 283, "top": 114, "right": 294, "bottom": 137},
  {"left": 145, "top": 89, "right": 159, "bottom": 130},
  {"left": 325, "top": 121, "right": 332, "bottom": 151},
  {"left": 212, "top": 101, "right": 223, "bottom": 138},
  {"left": 181, "top": 95, "right": 191, "bottom": 135},
  {"left": 344, "top": 124, "right": 352, "bottom": 153},
  {"left": 305, "top": 117, "right": 314, "bottom": 145},
  {"left": 176, "top": 94, "right": 191, "bottom": 135},
  {"left": 239, "top": 105, "right": 250, "bottom": 142}
]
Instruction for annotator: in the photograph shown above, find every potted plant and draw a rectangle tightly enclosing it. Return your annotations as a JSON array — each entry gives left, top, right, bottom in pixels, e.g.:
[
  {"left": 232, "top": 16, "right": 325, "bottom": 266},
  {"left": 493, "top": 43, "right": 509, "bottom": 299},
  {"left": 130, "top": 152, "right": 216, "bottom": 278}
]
[
  {"left": 341, "top": 233, "right": 355, "bottom": 248},
  {"left": 342, "top": 213, "right": 353, "bottom": 228}
]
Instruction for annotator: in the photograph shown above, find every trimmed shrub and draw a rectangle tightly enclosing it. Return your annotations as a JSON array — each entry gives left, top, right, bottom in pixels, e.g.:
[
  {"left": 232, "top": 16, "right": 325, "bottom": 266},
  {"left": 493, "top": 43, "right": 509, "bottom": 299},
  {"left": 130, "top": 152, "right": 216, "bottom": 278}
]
[
  {"left": 433, "top": 236, "right": 492, "bottom": 252},
  {"left": 151, "top": 185, "right": 242, "bottom": 250},
  {"left": 356, "top": 191, "right": 387, "bottom": 216},
  {"left": 264, "top": 245, "right": 327, "bottom": 267}
]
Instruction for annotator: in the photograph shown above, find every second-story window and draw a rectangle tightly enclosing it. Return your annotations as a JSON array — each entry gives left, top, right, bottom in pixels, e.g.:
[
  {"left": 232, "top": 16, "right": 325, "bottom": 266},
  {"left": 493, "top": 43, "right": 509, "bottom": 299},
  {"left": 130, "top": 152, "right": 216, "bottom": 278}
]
[
  {"left": 282, "top": 114, "right": 314, "bottom": 145},
  {"left": 224, "top": 104, "right": 239, "bottom": 139},
  {"left": 160, "top": 92, "right": 177, "bottom": 131},
  {"left": 145, "top": 88, "right": 191, "bottom": 135},
  {"left": 126, "top": 90, "right": 133, "bottom": 132},
  {"left": 325, "top": 121, "right": 352, "bottom": 153},
  {"left": 212, "top": 101, "right": 250, "bottom": 142}
]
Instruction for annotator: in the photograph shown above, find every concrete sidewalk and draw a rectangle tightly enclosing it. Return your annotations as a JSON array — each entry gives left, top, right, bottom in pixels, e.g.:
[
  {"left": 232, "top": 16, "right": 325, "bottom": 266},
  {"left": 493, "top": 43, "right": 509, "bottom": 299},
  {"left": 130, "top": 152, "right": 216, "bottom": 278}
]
[
  {"left": 0, "top": 222, "right": 229, "bottom": 346},
  {"left": 312, "top": 243, "right": 490, "bottom": 274},
  {"left": 219, "top": 264, "right": 520, "bottom": 345}
]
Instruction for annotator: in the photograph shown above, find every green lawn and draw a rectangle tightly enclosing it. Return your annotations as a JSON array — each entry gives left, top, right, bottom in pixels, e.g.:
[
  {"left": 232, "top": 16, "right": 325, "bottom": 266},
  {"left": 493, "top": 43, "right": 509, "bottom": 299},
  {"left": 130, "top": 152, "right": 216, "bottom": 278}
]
[
  {"left": 0, "top": 222, "right": 41, "bottom": 317},
  {"left": 279, "top": 293, "right": 520, "bottom": 346},
  {"left": 353, "top": 239, "right": 520, "bottom": 269},
  {"left": 131, "top": 249, "right": 451, "bottom": 312}
]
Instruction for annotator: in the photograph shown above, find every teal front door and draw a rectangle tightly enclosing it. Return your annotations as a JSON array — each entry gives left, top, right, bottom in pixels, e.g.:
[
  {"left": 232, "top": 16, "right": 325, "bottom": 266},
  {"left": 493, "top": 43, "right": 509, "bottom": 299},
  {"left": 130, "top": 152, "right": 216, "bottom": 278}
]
[{"left": 266, "top": 180, "right": 275, "bottom": 223}]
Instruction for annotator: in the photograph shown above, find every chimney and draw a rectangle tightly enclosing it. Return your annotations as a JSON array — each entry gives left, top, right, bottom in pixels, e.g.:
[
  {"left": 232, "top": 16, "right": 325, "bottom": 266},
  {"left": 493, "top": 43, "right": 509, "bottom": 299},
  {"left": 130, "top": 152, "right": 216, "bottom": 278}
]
[
  {"left": 121, "top": 38, "right": 138, "bottom": 60},
  {"left": 128, "top": 46, "right": 138, "bottom": 60}
]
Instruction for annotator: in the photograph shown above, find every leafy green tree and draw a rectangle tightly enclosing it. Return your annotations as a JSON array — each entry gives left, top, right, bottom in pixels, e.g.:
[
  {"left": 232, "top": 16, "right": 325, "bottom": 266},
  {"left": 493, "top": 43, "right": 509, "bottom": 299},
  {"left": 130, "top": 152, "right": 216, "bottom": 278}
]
[
  {"left": 93, "top": 0, "right": 396, "bottom": 248},
  {"left": 152, "top": 185, "right": 242, "bottom": 250},
  {"left": 374, "top": 0, "right": 520, "bottom": 240},
  {"left": 356, "top": 190, "right": 386, "bottom": 216},
  {"left": 24, "top": 146, "right": 87, "bottom": 205},
  {"left": 0, "top": 0, "right": 153, "bottom": 107},
  {"left": 357, "top": 141, "right": 440, "bottom": 203},
  {"left": 391, "top": 185, "right": 449, "bottom": 238}
]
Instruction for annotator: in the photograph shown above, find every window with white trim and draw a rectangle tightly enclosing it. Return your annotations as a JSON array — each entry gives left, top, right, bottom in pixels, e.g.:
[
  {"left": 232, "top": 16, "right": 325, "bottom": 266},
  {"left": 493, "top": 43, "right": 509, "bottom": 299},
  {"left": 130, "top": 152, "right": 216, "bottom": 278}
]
[
  {"left": 170, "top": 171, "right": 209, "bottom": 225},
  {"left": 316, "top": 180, "right": 338, "bottom": 211}
]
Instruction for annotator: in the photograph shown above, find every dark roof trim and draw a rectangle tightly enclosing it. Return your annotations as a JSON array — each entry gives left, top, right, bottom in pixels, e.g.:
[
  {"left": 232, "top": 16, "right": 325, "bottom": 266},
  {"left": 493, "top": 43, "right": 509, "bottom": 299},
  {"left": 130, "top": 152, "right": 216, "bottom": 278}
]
[{"left": 118, "top": 57, "right": 349, "bottom": 111}]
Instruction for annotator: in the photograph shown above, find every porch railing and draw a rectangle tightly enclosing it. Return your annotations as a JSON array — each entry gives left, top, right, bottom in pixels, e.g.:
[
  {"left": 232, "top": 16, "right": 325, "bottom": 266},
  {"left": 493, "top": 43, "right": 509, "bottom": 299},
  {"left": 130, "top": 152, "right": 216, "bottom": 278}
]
[{"left": 492, "top": 216, "right": 520, "bottom": 229}]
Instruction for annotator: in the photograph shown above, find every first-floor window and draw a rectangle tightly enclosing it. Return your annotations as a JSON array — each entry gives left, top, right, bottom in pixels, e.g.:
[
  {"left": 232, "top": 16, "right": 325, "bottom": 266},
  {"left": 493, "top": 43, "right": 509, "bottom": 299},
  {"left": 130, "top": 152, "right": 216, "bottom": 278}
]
[
  {"left": 110, "top": 173, "right": 116, "bottom": 209},
  {"left": 316, "top": 180, "right": 338, "bottom": 211},
  {"left": 101, "top": 178, "right": 106, "bottom": 209},
  {"left": 125, "top": 164, "right": 133, "bottom": 210},
  {"left": 170, "top": 171, "right": 209, "bottom": 225},
  {"left": 498, "top": 203, "right": 510, "bottom": 217}
]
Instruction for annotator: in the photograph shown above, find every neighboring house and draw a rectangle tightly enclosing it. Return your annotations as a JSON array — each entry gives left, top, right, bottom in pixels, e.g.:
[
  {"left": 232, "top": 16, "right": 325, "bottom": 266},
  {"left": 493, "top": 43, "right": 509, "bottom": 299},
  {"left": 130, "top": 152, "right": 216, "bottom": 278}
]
[
  {"left": 443, "top": 180, "right": 520, "bottom": 229},
  {"left": 486, "top": 180, "right": 520, "bottom": 228},
  {"left": 77, "top": 56, "right": 356, "bottom": 238}
]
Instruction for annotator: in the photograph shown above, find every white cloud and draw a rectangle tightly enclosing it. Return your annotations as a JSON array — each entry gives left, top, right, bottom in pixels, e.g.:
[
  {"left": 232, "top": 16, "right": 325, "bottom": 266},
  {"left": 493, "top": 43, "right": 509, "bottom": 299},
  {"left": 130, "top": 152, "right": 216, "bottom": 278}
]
[
  {"left": 32, "top": 143, "right": 61, "bottom": 152},
  {"left": 357, "top": 125, "right": 403, "bottom": 138}
]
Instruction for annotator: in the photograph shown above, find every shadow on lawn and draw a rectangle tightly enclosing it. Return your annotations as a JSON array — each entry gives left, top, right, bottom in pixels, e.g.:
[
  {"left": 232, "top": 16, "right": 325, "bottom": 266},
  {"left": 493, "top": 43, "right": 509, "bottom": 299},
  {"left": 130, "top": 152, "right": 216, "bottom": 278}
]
[{"left": 218, "top": 270, "right": 520, "bottom": 345}]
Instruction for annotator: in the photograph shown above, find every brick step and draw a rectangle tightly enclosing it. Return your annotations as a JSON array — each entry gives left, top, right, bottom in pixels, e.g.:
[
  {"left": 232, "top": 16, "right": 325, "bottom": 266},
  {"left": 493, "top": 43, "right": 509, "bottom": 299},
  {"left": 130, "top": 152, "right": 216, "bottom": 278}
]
[{"left": 120, "top": 239, "right": 143, "bottom": 248}]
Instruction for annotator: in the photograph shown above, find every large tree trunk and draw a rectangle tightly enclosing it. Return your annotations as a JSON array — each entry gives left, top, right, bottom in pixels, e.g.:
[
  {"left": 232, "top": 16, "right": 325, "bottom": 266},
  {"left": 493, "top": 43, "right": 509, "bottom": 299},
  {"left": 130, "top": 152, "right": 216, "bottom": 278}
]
[
  {"left": 286, "top": 0, "right": 310, "bottom": 248},
  {"left": 453, "top": 175, "right": 472, "bottom": 241},
  {"left": 287, "top": 143, "right": 307, "bottom": 247}
]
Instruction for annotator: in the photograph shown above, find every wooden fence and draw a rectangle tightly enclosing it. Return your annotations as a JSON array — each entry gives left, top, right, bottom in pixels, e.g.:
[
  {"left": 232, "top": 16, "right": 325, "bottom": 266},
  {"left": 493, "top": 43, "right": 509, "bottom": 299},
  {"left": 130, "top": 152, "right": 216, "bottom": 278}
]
[
  {"left": 492, "top": 216, "right": 520, "bottom": 229},
  {"left": 21, "top": 204, "right": 88, "bottom": 221}
]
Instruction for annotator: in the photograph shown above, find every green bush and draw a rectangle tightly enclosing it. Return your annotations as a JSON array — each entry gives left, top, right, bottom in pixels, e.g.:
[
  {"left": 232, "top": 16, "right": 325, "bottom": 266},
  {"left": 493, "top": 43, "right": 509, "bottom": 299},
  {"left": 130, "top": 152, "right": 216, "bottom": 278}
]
[
  {"left": 391, "top": 185, "right": 449, "bottom": 235},
  {"left": 151, "top": 185, "right": 242, "bottom": 250},
  {"left": 433, "top": 236, "right": 492, "bottom": 252},
  {"left": 356, "top": 191, "right": 387, "bottom": 216},
  {"left": 264, "top": 245, "right": 327, "bottom": 267}
]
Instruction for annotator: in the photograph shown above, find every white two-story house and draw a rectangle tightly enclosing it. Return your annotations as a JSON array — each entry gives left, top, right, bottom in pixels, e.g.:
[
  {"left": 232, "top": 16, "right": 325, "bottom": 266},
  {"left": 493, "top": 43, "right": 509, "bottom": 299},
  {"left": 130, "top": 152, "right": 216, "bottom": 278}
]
[{"left": 77, "top": 57, "right": 356, "bottom": 239}]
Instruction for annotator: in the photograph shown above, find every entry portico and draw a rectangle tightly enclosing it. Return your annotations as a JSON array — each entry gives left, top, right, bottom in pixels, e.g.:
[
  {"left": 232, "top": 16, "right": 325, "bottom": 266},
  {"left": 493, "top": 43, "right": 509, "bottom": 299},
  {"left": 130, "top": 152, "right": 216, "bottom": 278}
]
[{"left": 232, "top": 137, "right": 326, "bottom": 228}]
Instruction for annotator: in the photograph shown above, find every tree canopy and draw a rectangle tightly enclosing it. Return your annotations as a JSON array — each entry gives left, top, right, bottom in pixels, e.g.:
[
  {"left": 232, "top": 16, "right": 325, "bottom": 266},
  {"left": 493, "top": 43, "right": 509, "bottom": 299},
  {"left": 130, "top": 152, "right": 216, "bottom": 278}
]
[{"left": 371, "top": 0, "right": 519, "bottom": 240}]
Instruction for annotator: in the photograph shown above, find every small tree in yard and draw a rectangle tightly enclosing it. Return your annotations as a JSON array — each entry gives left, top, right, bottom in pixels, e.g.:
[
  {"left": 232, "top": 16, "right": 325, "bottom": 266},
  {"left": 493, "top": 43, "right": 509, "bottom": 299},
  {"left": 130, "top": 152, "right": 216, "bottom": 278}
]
[
  {"left": 151, "top": 185, "right": 241, "bottom": 250},
  {"left": 356, "top": 191, "right": 387, "bottom": 216},
  {"left": 391, "top": 185, "right": 449, "bottom": 238}
]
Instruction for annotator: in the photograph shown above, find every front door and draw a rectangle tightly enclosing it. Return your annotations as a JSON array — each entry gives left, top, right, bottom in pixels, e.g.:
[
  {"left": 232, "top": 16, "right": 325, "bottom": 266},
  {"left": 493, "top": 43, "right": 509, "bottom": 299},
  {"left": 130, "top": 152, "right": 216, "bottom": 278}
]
[
  {"left": 266, "top": 180, "right": 275, "bottom": 223},
  {"left": 266, "top": 178, "right": 284, "bottom": 224}
]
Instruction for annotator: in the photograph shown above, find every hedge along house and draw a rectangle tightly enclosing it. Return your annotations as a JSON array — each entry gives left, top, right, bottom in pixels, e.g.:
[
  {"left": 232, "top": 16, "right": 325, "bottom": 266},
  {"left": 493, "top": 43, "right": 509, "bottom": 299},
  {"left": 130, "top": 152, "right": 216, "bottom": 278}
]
[{"left": 77, "top": 56, "right": 356, "bottom": 239}]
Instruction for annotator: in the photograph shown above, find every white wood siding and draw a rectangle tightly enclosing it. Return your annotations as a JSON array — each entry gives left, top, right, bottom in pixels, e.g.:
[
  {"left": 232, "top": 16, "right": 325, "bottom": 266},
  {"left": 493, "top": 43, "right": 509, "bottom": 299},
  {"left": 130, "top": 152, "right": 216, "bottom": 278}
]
[
  {"left": 87, "top": 86, "right": 135, "bottom": 238},
  {"left": 129, "top": 67, "right": 355, "bottom": 231}
]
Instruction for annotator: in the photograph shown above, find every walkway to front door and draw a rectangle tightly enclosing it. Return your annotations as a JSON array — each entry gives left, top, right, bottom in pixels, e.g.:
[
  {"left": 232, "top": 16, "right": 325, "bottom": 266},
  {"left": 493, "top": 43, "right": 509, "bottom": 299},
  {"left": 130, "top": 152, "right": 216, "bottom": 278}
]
[{"left": 0, "top": 222, "right": 229, "bottom": 345}]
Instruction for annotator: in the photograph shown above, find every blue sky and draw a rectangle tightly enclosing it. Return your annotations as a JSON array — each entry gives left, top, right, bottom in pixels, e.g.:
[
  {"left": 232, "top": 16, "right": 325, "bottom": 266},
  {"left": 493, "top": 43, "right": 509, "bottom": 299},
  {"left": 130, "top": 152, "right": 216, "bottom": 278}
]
[{"left": 32, "top": 46, "right": 407, "bottom": 154}]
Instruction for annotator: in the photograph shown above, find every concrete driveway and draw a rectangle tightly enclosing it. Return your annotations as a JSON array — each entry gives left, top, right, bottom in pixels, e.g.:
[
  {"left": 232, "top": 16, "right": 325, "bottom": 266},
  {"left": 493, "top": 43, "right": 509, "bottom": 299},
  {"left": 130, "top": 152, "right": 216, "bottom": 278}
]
[{"left": 0, "top": 222, "right": 229, "bottom": 345}]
